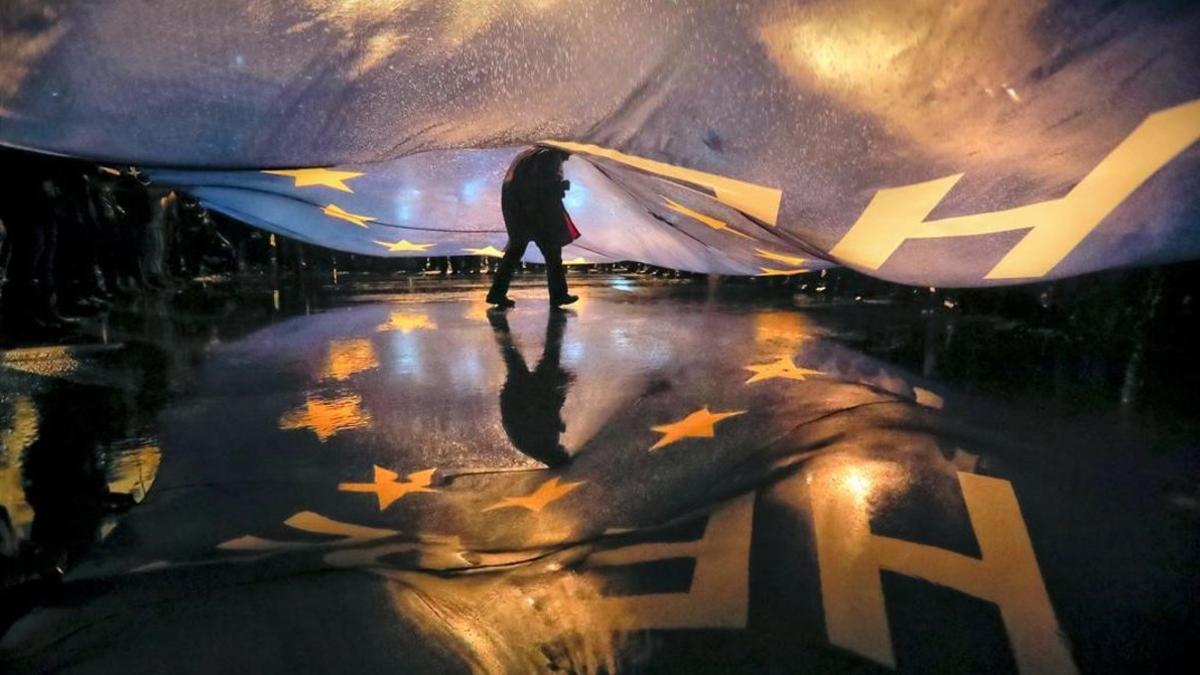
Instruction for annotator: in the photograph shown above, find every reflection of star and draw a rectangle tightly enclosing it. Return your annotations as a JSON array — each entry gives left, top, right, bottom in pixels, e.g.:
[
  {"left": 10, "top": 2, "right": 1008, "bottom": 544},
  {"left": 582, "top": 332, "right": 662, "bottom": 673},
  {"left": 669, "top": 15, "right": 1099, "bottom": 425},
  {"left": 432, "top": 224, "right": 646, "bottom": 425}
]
[
  {"left": 339, "top": 466, "right": 437, "bottom": 510},
  {"left": 754, "top": 311, "right": 810, "bottom": 348},
  {"left": 464, "top": 245, "right": 505, "bottom": 258},
  {"left": 744, "top": 356, "right": 824, "bottom": 384},
  {"left": 323, "top": 338, "right": 379, "bottom": 381},
  {"left": 323, "top": 204, "right": 375, "bottom": 228},
  {"left": 376, "top": 312, "right": 437, "bottom": 333},
  {"left": 373, "top": 239, "right": 434, "bottom": 252},
  {"left": 757, "top": 267, "right": 809, "bottom": 277},
  {"left": 650, "top": 407, "right": 745, "bottom": 451},
  {"left": 483, "top": 478, "right": 585, "bottom": 513},
  {"left": 755, "top": 248, "right": 807, "bottom": 266},
  {"left": 279, "top": 394, "right": 372, "bottom": 442},
  {"left": 263, "top": 168, "right": 364, "bottom": 193},
  {"left": 463, "top": 300, "right": 492, "bottom": 321}
]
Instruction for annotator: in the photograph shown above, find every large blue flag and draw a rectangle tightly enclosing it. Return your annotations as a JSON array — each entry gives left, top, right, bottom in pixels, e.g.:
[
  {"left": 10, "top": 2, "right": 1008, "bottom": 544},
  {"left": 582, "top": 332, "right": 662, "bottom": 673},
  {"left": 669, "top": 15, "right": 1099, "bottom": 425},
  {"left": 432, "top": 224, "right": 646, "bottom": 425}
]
[{"left": 1, "top": 0, "right": 1198, "bottom": 285}]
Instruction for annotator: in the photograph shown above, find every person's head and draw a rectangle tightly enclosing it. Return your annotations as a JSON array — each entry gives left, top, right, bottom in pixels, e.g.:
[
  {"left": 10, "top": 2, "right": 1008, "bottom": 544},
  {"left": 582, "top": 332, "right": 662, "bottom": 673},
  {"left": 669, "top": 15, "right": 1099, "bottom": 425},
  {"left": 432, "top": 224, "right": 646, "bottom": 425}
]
[
  {"left": 529, "top": 148, "right": 570, "bottom": 193},
  {"left": 542, "top": 148, "right": 569, "bottom": 176}
]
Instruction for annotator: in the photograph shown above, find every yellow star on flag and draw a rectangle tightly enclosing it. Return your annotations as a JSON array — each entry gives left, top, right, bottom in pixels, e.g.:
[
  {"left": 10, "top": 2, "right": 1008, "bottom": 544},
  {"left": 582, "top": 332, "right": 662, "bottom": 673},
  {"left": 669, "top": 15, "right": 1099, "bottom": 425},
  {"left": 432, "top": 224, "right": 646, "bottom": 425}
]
[
  {"left": 663, "top": 197, "right": 751, "bottom": 239},
  {"left": 373, "top": 239, "right": 434, "bottom": 252},
  {"left": 262, "top": 168, "right": 364, "bottom": 193},
  {"left": 376, "top": 312, "right": 437, "bottom": 334},
  {"left": 755, "top": 248, "right": 808, "bottom": 266},
  {"left": 744, "top": 356, "right": 824, "bottom": 384},
  {"left": 650, "top": 406, "right": 745, "bottom": 451},
  {"left": 464, "top": 245, "right": 505, "bottom": 258},
  {"left": 323, "top": 203, "right": 375, "bottom": 228},
  {"left": 339, "top": 466, "right": 437, "bottom": 510},
  {"left": 483, "top": 477, "right": 585, "bottom": 513},
  {"left": 757, "top": 267, "right": 810, "bottom": 277},
  {"left": 564, "top": 257, "right": 588, "bottom": 265}
]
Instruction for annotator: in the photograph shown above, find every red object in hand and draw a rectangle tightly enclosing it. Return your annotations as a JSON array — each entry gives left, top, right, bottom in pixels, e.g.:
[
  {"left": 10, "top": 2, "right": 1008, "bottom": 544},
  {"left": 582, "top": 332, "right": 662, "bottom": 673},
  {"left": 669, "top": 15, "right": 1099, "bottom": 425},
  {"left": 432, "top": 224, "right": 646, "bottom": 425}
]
[{"left": 563, "top": 209, "right": 581, "bottom": 242}]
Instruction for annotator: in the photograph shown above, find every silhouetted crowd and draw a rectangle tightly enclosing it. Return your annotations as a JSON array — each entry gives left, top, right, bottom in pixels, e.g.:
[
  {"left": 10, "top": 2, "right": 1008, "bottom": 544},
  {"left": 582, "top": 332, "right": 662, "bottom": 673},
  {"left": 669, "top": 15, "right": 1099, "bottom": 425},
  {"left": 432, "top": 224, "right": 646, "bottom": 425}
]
[{"left": 0, "top": 154, "right": 243, "bottom": 340}]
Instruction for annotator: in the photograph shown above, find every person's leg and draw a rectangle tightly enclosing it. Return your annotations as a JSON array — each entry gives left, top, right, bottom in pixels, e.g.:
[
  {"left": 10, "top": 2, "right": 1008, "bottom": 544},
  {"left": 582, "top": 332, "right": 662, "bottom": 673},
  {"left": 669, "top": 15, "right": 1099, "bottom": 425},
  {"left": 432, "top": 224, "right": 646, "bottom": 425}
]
[
  {"left": 536, "top": 241, "right": 574, "bottom": 304},
  {"left": 487, "top": 238, "right": 527, "bottom": 305},
  {"left": 2, "top": 218, "right": 38, "bottom": 327}
]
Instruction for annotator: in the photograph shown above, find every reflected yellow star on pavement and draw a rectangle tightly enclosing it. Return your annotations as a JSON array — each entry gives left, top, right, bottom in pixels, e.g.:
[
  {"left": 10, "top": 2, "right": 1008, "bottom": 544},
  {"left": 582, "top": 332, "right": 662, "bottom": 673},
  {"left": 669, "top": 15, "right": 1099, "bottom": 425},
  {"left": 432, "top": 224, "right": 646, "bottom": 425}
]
[
  {"left": 755, "top": 248, "right": 807, "bottom": 266},
  {"left": 262, "top": 168, "right": 364, "bottom": 193},
  {"left": 464, "top": 245, "right": 505, "bottom": 258},
  {"left": 650, "top": 406, "right": 745, "bottom": 451},
  {"left": 373, "top": 239, "right": 435, "bottom": 252},
  {"left": 323, "top": 204, "right": 375, "bottom": 228},
  {"left": 757, "top": 267, "right": 810, "bottom": 277},
  {"left": 322, "top": 338, "right": 379, "bottom": 381},
  {"left": 279, "top": 393, "right": 372, "bottom": 442},
  {"left": 376, "top": 312, "right": 437, "bottom": 333},
  {"left": 339, "top": 466, "right": 437, "bottom": 510},
  {"left": 744, "top": 356, "right": 824, "bottom": 384},
  {"left": 483, "top": 477, "right": 585, "bottom": 513}
]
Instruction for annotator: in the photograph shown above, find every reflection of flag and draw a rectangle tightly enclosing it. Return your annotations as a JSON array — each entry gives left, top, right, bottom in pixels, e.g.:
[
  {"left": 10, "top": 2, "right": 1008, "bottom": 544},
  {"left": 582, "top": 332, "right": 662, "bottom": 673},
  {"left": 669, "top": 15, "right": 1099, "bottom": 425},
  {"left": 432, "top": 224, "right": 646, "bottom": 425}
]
[
  {"left": 2, "top": 1, "right": 1199, "bottom": 285},
  {"left": 0, "top": 300, "right": 1156, "bottom": 673}
]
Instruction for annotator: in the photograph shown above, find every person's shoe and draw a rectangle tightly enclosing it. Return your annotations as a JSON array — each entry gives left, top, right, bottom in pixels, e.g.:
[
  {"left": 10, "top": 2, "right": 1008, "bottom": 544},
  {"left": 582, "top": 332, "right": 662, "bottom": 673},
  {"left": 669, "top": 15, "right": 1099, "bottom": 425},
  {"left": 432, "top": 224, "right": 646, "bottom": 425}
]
[
  {"left": 550, "top": 294, "right": 578, "bottom": 307},
  {"left": 486, "top": 295, "right": 515, "bottom": 308}
]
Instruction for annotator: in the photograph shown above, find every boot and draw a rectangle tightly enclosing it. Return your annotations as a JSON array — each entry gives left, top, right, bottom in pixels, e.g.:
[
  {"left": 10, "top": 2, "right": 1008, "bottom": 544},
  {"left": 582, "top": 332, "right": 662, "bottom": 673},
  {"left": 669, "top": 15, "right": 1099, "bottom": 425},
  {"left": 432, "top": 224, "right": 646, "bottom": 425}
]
[{"left": 486, "top": 293, "right": 516, "bottom": 308}]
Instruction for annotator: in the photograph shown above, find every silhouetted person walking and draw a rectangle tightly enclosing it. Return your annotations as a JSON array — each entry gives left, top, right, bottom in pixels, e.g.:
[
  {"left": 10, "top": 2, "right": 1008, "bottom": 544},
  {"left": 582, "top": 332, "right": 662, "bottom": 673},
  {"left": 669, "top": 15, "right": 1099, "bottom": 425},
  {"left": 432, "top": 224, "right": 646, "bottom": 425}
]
[
  {"left": 488, "top": 310, "right": 573, "bottom": 467},
  {"left": 486, "top": 147, "right": 580, "bottom": 308}
]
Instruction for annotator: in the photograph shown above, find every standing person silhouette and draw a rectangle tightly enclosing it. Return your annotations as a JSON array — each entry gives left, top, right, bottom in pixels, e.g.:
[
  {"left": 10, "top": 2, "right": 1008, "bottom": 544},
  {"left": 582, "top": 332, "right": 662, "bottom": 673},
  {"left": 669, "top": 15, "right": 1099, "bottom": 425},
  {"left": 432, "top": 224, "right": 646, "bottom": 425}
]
[{"left": 486, "top": 147, "right": 580, "bottom": 308}]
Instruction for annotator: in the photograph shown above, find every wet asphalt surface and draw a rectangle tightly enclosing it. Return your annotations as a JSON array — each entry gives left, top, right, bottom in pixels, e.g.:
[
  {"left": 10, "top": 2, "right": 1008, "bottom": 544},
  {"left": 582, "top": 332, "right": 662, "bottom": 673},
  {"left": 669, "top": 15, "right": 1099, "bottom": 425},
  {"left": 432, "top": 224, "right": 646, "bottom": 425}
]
[{"left": 1, "top": 274, "right": 1197, "bottom": 674}]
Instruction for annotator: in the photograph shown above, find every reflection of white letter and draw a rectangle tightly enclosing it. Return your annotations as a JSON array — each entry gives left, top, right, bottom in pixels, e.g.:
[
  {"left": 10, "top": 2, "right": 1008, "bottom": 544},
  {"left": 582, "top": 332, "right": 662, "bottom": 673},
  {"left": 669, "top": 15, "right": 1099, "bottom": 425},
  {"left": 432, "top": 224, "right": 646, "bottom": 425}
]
[
  {"left": 584, "top": 492, "right": 755, "bottom": 630},
  {"left": 830, "top": 99, "right": 1200, "bottom": 280},
  {"left": 811, "top": 469, "right": 1077, "bottom": 674}
]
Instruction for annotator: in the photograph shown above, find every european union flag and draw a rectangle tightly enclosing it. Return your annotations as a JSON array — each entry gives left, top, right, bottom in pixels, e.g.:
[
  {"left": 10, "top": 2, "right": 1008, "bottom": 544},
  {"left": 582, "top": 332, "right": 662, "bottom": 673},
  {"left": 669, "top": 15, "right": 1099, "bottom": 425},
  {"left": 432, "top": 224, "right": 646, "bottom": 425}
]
[{"left": 1, "top": 0, "right": 1198, "bottom": 285}]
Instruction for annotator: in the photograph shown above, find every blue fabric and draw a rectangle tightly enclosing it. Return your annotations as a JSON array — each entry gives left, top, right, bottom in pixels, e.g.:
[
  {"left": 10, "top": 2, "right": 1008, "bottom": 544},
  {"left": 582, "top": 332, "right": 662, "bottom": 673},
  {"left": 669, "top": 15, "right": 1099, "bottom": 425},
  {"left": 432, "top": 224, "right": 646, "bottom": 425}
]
[{"left": 2, "top": 1, "right": 1199, "bottom": 284}]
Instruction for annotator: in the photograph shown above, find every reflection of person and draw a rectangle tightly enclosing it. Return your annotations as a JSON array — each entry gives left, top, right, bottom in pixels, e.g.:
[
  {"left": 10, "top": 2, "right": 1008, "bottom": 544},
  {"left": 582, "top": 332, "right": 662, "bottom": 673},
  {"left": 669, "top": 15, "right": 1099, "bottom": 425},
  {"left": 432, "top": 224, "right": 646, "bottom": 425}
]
[
  {"left": 488, "top": 310, "right": 573, "bottom": 467},
  {"left": 486, "top": 147, "right": 580, "bottom": 308}
]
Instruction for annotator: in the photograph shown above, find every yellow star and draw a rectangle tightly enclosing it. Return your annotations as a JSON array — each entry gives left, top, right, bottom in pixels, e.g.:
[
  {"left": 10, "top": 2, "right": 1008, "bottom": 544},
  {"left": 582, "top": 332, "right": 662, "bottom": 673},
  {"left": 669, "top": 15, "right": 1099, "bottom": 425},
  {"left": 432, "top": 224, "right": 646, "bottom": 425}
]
[
  {"left": 757, "top": 267, "right": 810, "bottom": 277},
  {"left": 262, "top": 168, "right": 364, "bottom": 193},
  {"left": 564, "top": 257, "right": 588, "bottom": 265},
  {"left": 663, "top": 197, "right": 752, "bottom": 239},
  {"left": 376, "top": 312, "right": 437, "bottom": 333},
  {"left": 279, "top": 394, "right": 372, "bottom": 442},
  {"left": 755, "top": 248, "right": 808, "bottom": 266},
  {"left": 744, "top": 356, "right": 824, "bottom": 384},
  {"left": 483, "top": 477, "right": 585, "bottom": 513},
  {"left": 339, "top": 466, "right": 437, "bottom": 510},
  {"left": 464, "top": 245, "right": 505, "bottom": 258},
  {"left": 373, "top": 239, "right": 435, "bottom": 252},
  {"left": 323, "top": 204, "right": 375, "bottom": 228},
  {"left": 650, "top": 406, "right": 745, "bottom": 451}
]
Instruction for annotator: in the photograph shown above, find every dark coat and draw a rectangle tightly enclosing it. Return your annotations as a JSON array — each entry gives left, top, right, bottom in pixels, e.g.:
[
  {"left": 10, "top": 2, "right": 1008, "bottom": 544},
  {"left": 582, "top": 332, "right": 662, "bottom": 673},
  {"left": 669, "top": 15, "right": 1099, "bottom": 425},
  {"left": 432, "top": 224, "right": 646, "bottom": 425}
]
[{"left": 500, "top": 149, "right": 579, "bottom": 248}]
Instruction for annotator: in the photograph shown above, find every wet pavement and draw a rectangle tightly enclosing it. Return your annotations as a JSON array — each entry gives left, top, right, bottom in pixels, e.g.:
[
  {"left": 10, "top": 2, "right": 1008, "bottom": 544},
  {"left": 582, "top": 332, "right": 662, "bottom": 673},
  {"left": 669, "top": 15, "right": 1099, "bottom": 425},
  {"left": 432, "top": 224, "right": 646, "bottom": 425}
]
[{"left": 1, "top": 274, "right": 1197, "bottom": 674}]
